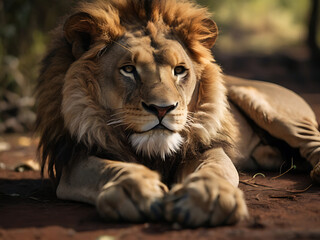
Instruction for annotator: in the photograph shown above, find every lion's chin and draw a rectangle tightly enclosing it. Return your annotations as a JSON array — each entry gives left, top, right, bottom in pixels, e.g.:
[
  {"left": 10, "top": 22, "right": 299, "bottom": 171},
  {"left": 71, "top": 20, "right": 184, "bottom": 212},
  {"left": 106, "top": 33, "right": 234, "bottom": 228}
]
[{"left": 129, "top": 130, "right": 183, "bottom": 159}]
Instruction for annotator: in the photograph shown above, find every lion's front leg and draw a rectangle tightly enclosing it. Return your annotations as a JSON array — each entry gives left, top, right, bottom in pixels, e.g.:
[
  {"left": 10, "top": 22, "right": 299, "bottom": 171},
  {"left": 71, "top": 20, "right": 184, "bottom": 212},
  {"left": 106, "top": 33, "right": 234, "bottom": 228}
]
[
  {"left": 165, "top": 148, "right": 248, "bottom": 227},
  {"left": 57, "top": 157, "right": 168, "bottom": 222}
]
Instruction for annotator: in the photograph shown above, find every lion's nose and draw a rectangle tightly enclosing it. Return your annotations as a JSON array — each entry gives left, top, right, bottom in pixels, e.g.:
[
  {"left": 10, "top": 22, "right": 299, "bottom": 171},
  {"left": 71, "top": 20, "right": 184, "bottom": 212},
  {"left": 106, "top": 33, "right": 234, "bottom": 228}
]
[{"left": 142, "top": 102, "right": 178, "bottom": 121}]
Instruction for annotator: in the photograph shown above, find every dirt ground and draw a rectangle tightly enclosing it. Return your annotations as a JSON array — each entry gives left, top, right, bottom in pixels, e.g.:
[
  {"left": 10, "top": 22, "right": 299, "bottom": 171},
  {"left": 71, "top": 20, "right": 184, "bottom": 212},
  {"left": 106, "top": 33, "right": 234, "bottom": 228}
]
[
  {"left": 1, "top": 55, "right": 320, "bottom": 240},
  {"left": 1, "top": 168, "right": 320, "bottom": 240}
]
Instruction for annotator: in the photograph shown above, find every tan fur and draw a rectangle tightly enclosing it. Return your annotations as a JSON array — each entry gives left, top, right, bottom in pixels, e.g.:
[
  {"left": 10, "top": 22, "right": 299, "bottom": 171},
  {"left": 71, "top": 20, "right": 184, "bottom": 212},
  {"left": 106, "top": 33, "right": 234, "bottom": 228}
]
[
  {"left": 36, "top": 0, "right": 234, "bottom": 182},
  {"left": 36, "top": 0, "right": 320, "bottom": 227}
]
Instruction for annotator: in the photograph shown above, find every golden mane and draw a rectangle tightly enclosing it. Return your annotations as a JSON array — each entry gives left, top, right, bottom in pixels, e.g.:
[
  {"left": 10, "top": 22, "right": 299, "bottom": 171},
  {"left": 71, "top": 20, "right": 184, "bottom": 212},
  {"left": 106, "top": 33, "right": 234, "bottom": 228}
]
[
  {"left": 71, "top": 0, "right": 218, "bottom": 61},
  {"left": 36, "top": 0, "right": 236, "bottom": 184}
]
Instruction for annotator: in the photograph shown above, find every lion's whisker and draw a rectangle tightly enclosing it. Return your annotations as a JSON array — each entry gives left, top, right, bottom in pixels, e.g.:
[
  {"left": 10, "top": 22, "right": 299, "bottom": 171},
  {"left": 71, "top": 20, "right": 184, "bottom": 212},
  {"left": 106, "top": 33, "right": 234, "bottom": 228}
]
[
  {"left": 106, "top": 119, "right": 123, "bottom": 126},
  {"left": 124, "top": 123, "right": 133, "bottom": 131},
  {"left": 109, "top": 111, "right": 126, "bottom": 118}
]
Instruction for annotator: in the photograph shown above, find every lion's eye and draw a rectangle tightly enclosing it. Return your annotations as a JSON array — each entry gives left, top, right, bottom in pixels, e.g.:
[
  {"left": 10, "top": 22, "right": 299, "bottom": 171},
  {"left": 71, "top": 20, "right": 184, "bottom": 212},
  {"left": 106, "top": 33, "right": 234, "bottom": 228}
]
[
  {"left": 174, "top": 66, "right": 186, "bottom": 75},
  {"left": 121, "top": 65, "right": 136, "bottom": 74},
  {"left": 174, "top": 66, "right": 188, "bottom": 81},
  {"left": 120, "top": 65, "right": 136, "bottom": 80}
]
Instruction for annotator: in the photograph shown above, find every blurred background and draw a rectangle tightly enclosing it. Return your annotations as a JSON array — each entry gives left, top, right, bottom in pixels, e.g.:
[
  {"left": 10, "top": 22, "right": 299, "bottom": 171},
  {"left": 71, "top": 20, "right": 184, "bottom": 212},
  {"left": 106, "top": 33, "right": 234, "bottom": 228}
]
[{"left": 0, "top": 0, "right": 319, "bottom": 134}]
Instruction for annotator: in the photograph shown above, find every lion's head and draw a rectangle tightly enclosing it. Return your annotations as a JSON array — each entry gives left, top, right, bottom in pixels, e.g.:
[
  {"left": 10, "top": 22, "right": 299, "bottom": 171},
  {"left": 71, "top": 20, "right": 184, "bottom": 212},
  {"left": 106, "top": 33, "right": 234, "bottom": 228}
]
[{"left": 36, "top": 0, "right": 236, "bottom": 182}]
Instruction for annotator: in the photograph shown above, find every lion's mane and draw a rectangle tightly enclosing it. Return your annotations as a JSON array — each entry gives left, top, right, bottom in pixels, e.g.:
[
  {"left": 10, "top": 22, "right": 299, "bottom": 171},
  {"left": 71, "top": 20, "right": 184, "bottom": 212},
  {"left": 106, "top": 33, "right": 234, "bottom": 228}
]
[{"left": 36, "top": 0, "right": 237, "bottom": 184}]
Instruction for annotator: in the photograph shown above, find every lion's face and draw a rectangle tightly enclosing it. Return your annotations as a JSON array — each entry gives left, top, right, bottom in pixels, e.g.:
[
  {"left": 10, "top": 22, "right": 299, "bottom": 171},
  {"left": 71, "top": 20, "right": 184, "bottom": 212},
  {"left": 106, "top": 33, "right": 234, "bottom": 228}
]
[
  {"left": 91, "top": 30, "right": 198, "bottom": 158},
  {"left": 47, "top": 0, "right": 230, "bottom": 165},
  {"left": 36, "top": 0, "right": 233, "bottom": 181}
]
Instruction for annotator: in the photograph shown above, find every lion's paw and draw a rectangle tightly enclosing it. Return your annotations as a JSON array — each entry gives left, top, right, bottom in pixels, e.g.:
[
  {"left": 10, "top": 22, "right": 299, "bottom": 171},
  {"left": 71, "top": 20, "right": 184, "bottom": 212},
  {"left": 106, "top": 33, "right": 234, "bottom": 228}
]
[
  {"left": 311, "top": 162, "right": 320, "bottom": 184},
  {"left": 97, "top": 170, "right": 168, "bottom": 222},
  {"left": 164, "top": 172, "right": 248, "bottom": 227}
]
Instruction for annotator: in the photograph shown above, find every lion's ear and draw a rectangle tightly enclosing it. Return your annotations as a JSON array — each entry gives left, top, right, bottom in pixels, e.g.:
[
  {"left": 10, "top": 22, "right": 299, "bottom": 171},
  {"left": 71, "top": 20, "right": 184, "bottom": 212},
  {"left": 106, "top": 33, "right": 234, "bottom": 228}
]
[
  {"left": 200, "top": 18, "right": 218, "bottom": 49},
  {"left": 64, "top": 12, "right": 100, "bottom": 59}
]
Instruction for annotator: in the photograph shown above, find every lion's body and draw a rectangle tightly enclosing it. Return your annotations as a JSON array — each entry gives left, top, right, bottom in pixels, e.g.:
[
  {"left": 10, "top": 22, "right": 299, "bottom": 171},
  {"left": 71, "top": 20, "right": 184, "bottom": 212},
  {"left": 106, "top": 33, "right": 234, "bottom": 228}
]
[{"left": 36, "top": 0, "right": 320, "bottom": 227}]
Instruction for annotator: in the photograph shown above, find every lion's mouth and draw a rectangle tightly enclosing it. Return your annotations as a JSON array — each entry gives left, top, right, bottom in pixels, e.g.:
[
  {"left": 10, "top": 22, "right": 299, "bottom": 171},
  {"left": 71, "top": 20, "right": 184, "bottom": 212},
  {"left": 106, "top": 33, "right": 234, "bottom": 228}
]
[
  {"left": 134, "top": 122, "right": 176, "bottom": 134},
  {"left": 151, "top": 123, "right": 173, "bottom": 131}
]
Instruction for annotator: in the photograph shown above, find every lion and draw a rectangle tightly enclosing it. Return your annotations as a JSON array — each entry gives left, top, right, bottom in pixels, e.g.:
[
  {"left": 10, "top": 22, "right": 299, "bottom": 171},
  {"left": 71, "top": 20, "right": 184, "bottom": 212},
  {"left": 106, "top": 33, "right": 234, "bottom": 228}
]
[{"left": 35, "top": 0, "right": 320, "bottom": 227}]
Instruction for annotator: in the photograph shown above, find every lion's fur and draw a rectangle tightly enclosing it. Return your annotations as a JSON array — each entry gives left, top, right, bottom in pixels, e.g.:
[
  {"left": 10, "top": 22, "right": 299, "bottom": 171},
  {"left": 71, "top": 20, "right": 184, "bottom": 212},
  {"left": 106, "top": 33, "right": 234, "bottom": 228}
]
[
  {"left": 34, "top": 0, "right": 320, "bottom": 227},
  {"left": 36, "top": 0, "right": 237, "bottom": 184}
]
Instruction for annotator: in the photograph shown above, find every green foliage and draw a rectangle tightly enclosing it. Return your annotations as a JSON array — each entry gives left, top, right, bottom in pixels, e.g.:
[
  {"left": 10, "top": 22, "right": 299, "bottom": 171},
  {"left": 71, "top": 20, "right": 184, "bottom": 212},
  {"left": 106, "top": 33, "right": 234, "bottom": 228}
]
[
  {"left": 0, "top": 0, "right": 72, "bottom": 132},
  {"left": 1, "top": 0, "right": 72, "bottom": 93},
  {"left": 198, "top": 0, "right": 312, "bottom": 54}
]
